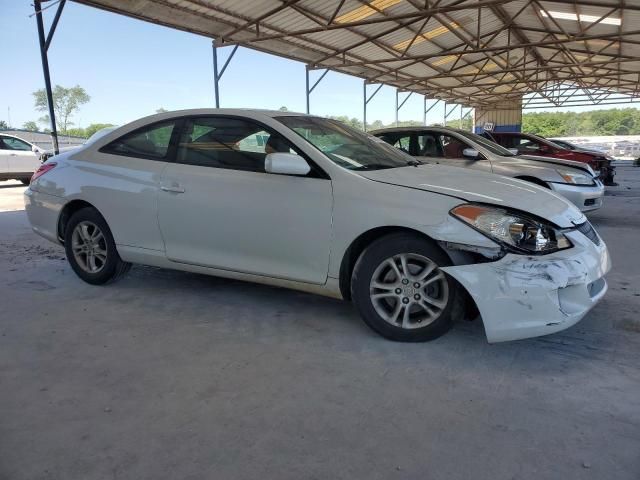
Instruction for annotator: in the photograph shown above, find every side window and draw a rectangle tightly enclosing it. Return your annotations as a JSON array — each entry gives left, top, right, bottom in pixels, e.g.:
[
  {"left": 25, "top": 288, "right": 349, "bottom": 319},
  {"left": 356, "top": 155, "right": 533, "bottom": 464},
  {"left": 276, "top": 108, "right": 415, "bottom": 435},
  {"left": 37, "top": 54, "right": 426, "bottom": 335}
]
[
  {"left": 102, "top": 121, "right": 175, "bottom": 159},
  {"left": 176, "top": 117, "right": 299, "bottom": 173},
  {"left": 439, "top": 135, "right": 469, "bottom": 159},
  {"left": 416, "top": 133, "right": 442, "bottom": 157},
  {"left": 2, "top": 137, "right": 32, "bottom": 151},
  {"left": 392, "top": 134, "right": 412, "bottom": 154},
  {"left": 516, "top": 137, "right": 541, "bottom": 152}
]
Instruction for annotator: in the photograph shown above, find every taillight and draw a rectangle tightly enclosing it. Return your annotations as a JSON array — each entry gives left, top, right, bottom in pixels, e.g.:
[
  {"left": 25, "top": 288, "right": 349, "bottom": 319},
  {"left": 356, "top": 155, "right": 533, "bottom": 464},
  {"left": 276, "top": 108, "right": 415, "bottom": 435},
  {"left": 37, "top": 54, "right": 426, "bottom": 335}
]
[{"left": 31, "top": 162, "right": 57, "bottom": 183}]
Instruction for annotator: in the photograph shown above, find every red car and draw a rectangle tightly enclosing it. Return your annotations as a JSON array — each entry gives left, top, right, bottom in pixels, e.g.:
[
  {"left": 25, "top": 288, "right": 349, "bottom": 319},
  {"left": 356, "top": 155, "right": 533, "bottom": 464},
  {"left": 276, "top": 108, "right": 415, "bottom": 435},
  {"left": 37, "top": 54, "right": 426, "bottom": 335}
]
[{"left": 483, "top": 132, "right": 616, "bottom": 185}]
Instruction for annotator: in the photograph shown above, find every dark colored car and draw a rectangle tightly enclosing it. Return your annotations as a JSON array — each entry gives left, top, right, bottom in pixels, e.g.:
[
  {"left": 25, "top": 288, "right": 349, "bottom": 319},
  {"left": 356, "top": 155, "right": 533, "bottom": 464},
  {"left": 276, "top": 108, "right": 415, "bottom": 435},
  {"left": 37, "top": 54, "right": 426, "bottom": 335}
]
[{"left": 483, "top": 132, "right": 616, "bottom": 185}]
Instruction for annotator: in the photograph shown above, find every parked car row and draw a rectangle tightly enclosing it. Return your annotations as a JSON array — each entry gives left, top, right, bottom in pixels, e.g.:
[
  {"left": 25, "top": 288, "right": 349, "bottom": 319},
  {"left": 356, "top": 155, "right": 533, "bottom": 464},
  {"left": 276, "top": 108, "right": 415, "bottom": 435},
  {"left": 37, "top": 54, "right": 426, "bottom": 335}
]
[
  {"left": 481, "top": 131, "right": 616, "bottom": 185},
  {"left": 371, "top": 126, "right": 604, "bottom": 212},
  {"left": 24, "top": 110, "right": 610, "bottom": 344}
]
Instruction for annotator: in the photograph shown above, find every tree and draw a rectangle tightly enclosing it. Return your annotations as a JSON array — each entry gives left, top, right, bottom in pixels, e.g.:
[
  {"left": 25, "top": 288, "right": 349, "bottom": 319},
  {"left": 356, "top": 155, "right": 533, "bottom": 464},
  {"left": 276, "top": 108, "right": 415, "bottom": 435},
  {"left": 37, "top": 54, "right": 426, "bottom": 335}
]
[
  {"left": 0, "top": 120, "right": 7, "bottom": 129},
  {"left": 156, "top": 107, "right": 168, "bottom": 113},
  {"left": 85, "top": 123, "right": 115, "bottom": 138},
  {"left": 33, "top": 85, "right": 90, "bottom": 134},
  {"left": 328, "top": 115, "right": 363, "bottom": 130},
  {"left": 278, "top": 106, "right": 288, "bottom": 112},
  {"left": 23, "top": 121, "right": 38, "bottom": 131}
]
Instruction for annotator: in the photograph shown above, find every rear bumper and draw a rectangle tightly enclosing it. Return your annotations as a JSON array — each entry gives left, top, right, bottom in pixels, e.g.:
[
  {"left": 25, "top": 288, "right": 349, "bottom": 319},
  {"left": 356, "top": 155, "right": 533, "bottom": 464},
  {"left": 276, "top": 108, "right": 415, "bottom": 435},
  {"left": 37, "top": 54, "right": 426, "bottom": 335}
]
[
  {"left": 549, "top": 181, "right": 604, "bottom": 212},
  {"left": 24, "top": 188, "right": 65, "bottom": 245},
  {"left": 442, "top": 229, "right": 610, "bottom": 343}
]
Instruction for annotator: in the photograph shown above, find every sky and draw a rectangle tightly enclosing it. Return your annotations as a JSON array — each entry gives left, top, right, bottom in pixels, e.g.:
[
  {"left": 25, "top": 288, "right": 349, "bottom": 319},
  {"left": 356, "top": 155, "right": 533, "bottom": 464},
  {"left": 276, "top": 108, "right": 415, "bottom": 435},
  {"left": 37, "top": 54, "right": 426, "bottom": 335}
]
[{"left": 1, "top": 0, "right": 637, "bottom": 130}]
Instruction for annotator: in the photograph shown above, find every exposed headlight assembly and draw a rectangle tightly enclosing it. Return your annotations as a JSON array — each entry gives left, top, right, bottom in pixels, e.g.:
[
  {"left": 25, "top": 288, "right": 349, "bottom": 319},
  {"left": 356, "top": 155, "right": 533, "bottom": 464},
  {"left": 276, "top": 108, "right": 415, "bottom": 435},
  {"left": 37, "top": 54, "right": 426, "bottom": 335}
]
[
  {"left": 451, "top": 204, "right": 572, "bottom": 254},
  {"left": 555, "top": 168, "right": 595, "bottom": 186}
]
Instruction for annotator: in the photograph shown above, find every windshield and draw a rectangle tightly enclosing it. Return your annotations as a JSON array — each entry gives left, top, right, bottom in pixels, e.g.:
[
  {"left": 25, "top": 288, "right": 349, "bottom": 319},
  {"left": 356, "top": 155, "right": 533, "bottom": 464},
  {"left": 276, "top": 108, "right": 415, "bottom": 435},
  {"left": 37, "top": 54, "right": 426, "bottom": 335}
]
[
  {"left": 454, "top": 130, "right": 517, "bottom": 157},
  {"left": 276, "top": 116, "right": 417, "bottom": 170}
]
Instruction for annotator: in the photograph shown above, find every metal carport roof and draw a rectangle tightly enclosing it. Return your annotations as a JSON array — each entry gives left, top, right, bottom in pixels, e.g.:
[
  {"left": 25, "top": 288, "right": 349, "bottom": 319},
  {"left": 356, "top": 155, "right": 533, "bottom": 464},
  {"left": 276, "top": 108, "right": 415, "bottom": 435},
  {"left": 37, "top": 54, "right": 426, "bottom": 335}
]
[{"left": 70, "top": 0, "right": 640, "bottom": 109}]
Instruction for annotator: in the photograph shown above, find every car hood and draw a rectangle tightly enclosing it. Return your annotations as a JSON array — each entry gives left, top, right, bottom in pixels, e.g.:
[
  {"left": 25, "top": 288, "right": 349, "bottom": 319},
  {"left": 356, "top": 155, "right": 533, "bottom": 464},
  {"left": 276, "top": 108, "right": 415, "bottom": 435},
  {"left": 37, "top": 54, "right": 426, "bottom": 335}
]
[
  {"left": 515, "top": 154, "right": 594, "bottom": 173},
  {"left": 358, "top": 164, "right": 586, "bottom": 228}
]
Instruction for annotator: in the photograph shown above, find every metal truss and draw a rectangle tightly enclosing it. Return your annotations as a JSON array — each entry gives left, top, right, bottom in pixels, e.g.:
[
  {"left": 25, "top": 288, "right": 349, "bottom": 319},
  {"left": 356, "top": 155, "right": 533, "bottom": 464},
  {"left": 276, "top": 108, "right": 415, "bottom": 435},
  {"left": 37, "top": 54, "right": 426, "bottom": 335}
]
[{"left": 63, "top": 0, "right": 640, "bottom": 111}]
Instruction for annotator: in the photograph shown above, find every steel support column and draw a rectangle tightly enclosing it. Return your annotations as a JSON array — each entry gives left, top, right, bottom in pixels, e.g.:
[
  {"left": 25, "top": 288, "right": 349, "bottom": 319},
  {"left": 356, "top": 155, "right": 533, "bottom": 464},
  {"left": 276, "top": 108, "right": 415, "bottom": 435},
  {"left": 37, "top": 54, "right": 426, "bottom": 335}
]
[
  {"left": 212, "top": 40, "right": 238, "bottom": 108},
  {"left": 305, "top": 67, "right": 329, "bottom": 114},
  {"left": 423, "top": 98, "right": 440, "bottom": 126},
  {"left": 395, "top": 90, "right": 412, "bottom": 127},
  {"left": 363, "top": 81, "right": 383, "bottom": 131},
  {"left": 34, "top": 0, "right": 66, "bottom": 155}
]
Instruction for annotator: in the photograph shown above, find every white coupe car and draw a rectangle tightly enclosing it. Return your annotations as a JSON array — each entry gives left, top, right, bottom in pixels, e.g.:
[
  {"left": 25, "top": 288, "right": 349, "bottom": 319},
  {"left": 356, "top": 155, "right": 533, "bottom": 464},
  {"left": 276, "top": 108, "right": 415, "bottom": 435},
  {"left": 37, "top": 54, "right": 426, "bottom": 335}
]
[
  {"left": 0, "top": 133, "right": 43, "bottom": 184},
  {"left": 25, "top": 110, "right": 610, "bottom": 343}
]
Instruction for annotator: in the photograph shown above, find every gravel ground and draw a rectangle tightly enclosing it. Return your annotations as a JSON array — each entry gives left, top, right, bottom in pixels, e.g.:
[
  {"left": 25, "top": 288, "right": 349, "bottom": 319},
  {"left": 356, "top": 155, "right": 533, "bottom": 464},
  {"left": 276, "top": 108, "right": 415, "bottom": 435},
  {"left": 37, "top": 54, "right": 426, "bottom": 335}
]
[{"left": 0, "top": 170, "right": 639, "bottom": 480}]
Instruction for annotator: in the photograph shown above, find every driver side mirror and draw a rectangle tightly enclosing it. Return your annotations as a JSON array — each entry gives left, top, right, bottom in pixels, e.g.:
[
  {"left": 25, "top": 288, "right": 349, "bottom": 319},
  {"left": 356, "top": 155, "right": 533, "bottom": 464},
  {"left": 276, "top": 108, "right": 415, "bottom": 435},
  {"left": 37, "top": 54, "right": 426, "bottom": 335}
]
[
  {"left": 265, "top": 152, "right": 310, "bottom": 176},
  {"left": 463, "top": 148, "right": 481, "bottom": 159}
]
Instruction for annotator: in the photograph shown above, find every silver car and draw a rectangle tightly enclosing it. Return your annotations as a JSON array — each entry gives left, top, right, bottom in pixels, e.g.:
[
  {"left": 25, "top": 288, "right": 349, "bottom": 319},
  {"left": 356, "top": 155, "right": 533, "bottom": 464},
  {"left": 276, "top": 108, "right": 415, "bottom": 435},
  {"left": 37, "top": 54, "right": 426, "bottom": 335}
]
[{"left": 372, "top": 127, "right": 604, "bottom": 212}]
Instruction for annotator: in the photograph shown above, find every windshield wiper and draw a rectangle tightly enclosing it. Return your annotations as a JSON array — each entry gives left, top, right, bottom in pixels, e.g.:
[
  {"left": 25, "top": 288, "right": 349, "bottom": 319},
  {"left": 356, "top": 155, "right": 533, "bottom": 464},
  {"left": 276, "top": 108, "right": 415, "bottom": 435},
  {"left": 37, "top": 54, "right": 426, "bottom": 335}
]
[{"left": 352, "top": 164, "right": 398, "bottom": 171}]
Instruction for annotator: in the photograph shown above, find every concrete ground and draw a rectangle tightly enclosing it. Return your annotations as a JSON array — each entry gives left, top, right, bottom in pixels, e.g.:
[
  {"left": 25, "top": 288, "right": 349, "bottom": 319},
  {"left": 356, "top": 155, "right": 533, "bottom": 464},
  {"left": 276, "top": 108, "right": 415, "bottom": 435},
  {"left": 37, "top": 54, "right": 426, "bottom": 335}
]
[{"left": 1, "top": 169, "right": 639, "bottom": 480}]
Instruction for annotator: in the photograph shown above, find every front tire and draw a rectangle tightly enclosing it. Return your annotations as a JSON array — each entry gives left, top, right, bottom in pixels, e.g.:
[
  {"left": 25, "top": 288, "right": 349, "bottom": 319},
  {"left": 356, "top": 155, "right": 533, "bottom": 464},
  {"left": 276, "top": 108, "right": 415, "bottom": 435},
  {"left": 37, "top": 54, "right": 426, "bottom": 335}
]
[
  {"left": 64, "top": 207, "right": 131, "bottom": 285},
  {"left": 19, "top": 177, "right": 31, "bottom": 185},
  {"left": 351, "top": 233, "right": 462, "bottom": 342}
]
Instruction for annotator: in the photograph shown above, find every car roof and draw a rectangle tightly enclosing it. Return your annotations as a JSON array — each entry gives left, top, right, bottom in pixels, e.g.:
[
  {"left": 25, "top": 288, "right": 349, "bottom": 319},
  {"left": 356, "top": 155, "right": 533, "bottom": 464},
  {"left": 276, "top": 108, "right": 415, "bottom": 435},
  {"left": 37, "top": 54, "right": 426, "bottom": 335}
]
[
  {"left": 370, "top": 126, "right": 463, "bottom": 135},
  {"left": 0, "top": 133, "right": 32, "bottom": 143},
  {"left": 141, "top": 108, "right": 311, "bottom": 119}
]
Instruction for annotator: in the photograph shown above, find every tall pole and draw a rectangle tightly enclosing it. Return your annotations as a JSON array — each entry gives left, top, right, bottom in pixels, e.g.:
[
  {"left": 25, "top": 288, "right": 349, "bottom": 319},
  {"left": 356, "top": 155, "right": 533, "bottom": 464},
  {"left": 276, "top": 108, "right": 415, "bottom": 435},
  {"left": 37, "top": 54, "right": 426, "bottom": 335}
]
[
  {"left": 363, "top": 81, "right": 367, "bottom": 131},
  {"left": 395, "top": 89, "right": 399, "bottom": 127},
  {"left": 423, "top": 97, "right": 427, "bottom": 126},
  {"left": 212, "top": 40, "right": 220, "bottom": 108},
  {"left": 34, "top": 0, "right": 59, "bottom": 154},
  {"left": 306, "top": 67, "right": 310, "bottom": 114}
]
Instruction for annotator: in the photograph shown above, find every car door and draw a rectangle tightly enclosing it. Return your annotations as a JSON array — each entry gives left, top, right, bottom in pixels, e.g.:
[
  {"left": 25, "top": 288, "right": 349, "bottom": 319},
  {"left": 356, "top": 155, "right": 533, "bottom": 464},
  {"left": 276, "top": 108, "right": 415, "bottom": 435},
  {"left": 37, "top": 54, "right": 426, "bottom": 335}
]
[
  {"left": 157, "top": 116, "right": 333, "bottom": 285},
  {"left": 0, "top": 137, "right": 10, "bottom": 173},
  {"left": 1, "top": 136, "right": 39, "bottom": 174},
  {"left": 88, "top": 119, "right": 178, "bottom": 252},
  {"left": 415, "top": 132, "right": 492, "bottom": 173}
]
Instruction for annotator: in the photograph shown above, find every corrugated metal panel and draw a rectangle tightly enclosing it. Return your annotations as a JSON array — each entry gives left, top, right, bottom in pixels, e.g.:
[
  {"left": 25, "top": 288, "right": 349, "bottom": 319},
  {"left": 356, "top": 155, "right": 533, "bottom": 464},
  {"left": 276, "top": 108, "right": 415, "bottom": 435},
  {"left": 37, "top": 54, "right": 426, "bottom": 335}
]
[{"left": 71, "top": 0, "right": 640, "bottom": 108}]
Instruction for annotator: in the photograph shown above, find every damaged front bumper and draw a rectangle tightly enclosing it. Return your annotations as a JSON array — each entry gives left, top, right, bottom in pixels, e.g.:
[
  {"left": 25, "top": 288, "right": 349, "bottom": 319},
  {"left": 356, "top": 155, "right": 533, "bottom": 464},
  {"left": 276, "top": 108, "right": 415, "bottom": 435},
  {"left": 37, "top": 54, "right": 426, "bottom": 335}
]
[{"left": 442, "top": 228, "right": 611, "bottom": 343}]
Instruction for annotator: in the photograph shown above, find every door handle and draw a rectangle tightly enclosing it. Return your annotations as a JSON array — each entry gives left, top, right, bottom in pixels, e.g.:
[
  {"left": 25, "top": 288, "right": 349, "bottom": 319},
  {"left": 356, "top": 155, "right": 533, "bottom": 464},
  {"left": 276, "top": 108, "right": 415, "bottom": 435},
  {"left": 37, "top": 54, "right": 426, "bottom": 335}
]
[
  {"left": 161, "top": 184, "right": 185, "bottom": 193},
  {"left": 9, "top": 153, "right": 17, "bottom": 156}
]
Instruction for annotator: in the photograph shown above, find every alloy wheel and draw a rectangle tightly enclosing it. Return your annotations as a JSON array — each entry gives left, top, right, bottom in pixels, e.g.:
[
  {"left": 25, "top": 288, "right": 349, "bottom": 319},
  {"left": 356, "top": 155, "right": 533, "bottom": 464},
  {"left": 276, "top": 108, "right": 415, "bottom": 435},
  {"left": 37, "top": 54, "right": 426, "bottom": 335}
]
[
  {"left": 71, "top": 221, "right": 108, "bottom": 274},
  {"left": 369, "top": 253, "right": 449, "bottom": 329}
]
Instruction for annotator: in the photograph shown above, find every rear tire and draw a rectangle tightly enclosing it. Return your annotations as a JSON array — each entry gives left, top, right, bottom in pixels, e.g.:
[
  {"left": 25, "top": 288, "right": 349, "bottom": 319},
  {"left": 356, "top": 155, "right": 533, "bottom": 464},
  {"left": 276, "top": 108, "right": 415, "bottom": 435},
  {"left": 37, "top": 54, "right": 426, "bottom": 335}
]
[
  {"left": 351, "top": 233, "right": 462, "bottom": 342},
  {"left": 64, "top": 207, "right": 131, "bottom": 285}
]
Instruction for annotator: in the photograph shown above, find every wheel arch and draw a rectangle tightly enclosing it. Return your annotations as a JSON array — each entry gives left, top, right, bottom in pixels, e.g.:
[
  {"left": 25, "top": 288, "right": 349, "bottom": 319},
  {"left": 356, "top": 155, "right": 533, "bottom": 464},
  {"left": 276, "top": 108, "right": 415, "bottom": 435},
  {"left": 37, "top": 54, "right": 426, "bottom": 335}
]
[
  {"left": 514, "top": 176, "right": 550, "bottom": 189},
  {"left": 339, "top": 226, "right": 447, "bottom": 301},
  {"left": 57, "top": 199, "right": 102, "bottom": 243}
]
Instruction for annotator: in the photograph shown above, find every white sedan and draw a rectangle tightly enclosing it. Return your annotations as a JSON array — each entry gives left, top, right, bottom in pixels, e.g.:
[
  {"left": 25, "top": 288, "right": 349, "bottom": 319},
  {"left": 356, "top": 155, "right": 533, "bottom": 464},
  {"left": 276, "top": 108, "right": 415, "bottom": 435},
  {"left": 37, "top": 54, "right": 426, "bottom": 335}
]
[
  {"left": 24, "top": 109, "right": 610, "bottom": 343},
  {"left": 0, "top": 133, "right": 43, "bottom": 184}
]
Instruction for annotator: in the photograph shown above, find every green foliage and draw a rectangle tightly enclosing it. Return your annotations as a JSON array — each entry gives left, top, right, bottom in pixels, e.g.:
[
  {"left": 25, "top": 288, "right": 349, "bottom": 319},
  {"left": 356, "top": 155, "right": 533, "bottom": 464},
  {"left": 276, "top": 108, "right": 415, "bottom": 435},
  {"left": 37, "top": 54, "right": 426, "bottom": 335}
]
[
  {"left": 33, "top": 84, "right": 90, "bottom": 134},
  {"left": 57, "top": 123, "right": 115, "bottom": 139},
  {"left": 523, "top": 108, "right": 640, "bottom": 137},
  {"left": 278, "top": 106, "right": 289, "bottom": 112},
  {"left": 445, "top": 117, "right": 473, "bottom": 131},
  {"left": 328, "top": 115, "right": 363, "bottom": 130},
  {"left": 23, "top": 121, "right": 38, "bottom": 131},
  {"left": 156, "top": 107, "right": 168, "bottom": 113},
  {"left": 0, "top": 120, "right": 7, "bottom": 129},
  {"left": 84, "top": 123, "right": 115, "bottom": 138}
]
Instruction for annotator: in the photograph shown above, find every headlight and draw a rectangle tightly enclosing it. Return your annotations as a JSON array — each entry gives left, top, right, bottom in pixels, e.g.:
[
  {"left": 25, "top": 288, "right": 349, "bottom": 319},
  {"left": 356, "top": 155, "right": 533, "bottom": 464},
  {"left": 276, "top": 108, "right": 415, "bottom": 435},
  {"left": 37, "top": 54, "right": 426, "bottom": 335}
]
[
  {"left": 451, "top": 204, "right": 572, "bottom": 254},
  {"left": 555, "top": 168, "right": 594, "bottom": 185}
]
